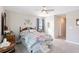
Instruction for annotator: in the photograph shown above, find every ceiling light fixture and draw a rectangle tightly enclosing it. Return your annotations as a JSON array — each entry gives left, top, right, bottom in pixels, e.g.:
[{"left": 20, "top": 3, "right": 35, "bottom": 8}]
[
  {"left": 38, "top": 6, "right": 54, "bottom": 17},
  {"left": 39, "top": 11, "right": 49, "bottom": 17}
]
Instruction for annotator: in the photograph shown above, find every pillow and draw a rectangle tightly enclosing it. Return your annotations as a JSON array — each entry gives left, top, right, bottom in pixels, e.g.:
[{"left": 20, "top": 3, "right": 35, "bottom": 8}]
[{"left": 29, "top": 29, "right": 36, "bottom": 32}]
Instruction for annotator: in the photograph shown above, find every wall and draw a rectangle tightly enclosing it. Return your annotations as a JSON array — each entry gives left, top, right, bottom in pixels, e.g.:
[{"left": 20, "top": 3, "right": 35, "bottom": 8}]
[
  {"left": 54, "top": 15, "right": 60, "bottom": 39},
  {"left": 6, "top": 11, "right": 37, "bottom": 41},
  {"left": 66, "top": 10, "right": 79, "bottom": 44},
  {"left": 45, "top": 16, "right": 54, "bottom": 38}
]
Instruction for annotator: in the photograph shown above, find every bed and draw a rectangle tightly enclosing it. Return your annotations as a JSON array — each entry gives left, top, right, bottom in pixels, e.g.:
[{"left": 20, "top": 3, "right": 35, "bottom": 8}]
[{"left": 19, "top": 27, "right": 53, "bottom": 53}]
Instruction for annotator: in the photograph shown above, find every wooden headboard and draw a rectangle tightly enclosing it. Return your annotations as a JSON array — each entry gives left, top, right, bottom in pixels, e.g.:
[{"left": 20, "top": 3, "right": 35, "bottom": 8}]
[
  {"left": 19, "top": 27, "right": 35, "bottom": 32},
  {"left": 20, "top": 27, "right": 27, "bottom": 32}
]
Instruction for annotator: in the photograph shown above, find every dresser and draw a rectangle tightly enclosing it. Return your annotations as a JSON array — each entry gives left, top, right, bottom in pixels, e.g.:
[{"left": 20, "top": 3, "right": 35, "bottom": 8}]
[
  {"left": 6, "top": 33, "right": 16, "bottom": 43},
  {"left": 0, "top": 33, "right": 16, "bottom": 53}
]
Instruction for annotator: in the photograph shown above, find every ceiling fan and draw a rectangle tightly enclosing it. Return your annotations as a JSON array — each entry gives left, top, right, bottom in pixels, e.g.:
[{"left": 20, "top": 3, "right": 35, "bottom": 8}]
[{"left": 40, "top": 6, "right": 54, "bottom": 14}]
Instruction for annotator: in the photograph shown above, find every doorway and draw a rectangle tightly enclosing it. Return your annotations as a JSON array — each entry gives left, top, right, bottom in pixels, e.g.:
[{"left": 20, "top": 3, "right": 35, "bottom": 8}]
[{"left": 54, "top": 15, "right": 66, "bottom": 39}]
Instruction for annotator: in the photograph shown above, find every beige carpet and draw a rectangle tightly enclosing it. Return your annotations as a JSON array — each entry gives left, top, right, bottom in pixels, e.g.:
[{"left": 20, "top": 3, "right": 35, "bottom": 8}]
[
  {"left": 49, "top": 39, "right": 79, "bottom": 53},
  {"left": 15, "top": 39, "right": 79, "bottom": 53}
]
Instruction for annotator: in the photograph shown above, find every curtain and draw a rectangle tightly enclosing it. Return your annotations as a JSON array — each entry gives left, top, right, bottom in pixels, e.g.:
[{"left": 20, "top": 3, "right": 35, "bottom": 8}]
[
  {"left": 36, "top": 18, "right": 45, "bottom": 32},
  {"left": 1, "top": 13, "right": 4, "bottom": 35},
  {"left": 1, "top": 12, "right": 6, "bottom": 35}
]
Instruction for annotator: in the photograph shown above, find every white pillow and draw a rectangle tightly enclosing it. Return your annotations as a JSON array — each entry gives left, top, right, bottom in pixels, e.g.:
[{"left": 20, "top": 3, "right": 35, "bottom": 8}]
[{"left": 29, "top": 29, "right": 36, "bottom": 32}]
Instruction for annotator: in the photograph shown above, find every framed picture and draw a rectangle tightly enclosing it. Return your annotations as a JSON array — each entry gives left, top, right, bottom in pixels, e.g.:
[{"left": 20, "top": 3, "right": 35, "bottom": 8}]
[{"left": 76, "top": 19, "right": 79, "bottom": 26}]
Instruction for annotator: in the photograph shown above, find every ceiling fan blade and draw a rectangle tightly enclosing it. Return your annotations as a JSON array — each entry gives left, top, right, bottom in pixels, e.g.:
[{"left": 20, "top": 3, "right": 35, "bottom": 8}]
[
  {"left": 35, "top": 6, "right": 54, "bottom": 14},
  {"left": 47, "top": 9, "right": 54, "bottom": 11}
]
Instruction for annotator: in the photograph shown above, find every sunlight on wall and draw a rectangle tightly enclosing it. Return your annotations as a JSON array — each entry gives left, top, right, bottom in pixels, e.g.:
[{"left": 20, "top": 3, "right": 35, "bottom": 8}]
[{"left": 45, "top": 16, "right": 54, "bottom": 38}]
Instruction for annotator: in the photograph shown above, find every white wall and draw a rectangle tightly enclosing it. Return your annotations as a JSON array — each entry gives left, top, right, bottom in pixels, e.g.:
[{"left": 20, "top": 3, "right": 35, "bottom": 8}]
[
  {"left": 54, "top": 15, "right": 61, "bottom": 38},
  {"left": 45, "top": 16, "right": 54, "bottom": 38},
  {"left": 66, "top": 10, "right": 79, "bottom": 44},
  {"left": 6, "top": 11, "right": 37, "bottom": 41}
]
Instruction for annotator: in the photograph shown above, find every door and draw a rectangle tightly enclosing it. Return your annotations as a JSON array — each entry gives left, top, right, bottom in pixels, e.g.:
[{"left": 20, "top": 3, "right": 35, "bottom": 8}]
[{"left": 54, "top": 15, "right": 66, "bottom": 39}]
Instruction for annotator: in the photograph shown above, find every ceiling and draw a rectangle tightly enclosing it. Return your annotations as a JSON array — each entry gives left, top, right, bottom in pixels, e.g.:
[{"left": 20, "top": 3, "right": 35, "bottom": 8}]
[{"left": 4, "top": 6, "right": 79, "bottom": 16}]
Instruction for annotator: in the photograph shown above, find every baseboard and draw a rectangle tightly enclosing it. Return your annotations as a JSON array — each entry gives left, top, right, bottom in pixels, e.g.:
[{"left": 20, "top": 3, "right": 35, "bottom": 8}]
[{"left": 66, "top": 40, "right": 79, "bottom": 45}]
